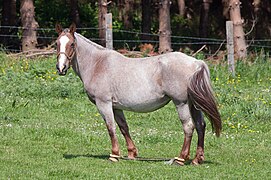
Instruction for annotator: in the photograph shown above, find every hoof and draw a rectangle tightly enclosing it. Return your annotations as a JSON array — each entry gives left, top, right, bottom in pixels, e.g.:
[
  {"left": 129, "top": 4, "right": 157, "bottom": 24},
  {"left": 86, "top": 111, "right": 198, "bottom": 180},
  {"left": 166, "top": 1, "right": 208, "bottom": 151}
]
[
  {"left": 191, "top": 158, "right": 204, "bottom": 165},
  {"left": 127, "top": 156, "right": 136, "bottom": 160},
  {"left": 108, "top": 154, "right": 120, "bottom": 162},
  {"left": 165, "top": 157, "right": 185, "bottom": 166},
  {"left": 128, "top": 147, "right": 138, "bottom": 159},
  {"left": 191, "top": 160, "right": 199, "bottom": 165},
  {"left": 173, "top": 157, "right": 185, "bottom": 166}
]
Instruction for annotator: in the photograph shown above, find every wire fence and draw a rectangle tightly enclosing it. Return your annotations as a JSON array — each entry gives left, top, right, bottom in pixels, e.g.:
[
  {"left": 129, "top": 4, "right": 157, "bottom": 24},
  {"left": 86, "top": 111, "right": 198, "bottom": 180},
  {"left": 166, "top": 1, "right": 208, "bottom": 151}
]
[{"left": 1, "top": 25, "right": 271, "bottom": 56}]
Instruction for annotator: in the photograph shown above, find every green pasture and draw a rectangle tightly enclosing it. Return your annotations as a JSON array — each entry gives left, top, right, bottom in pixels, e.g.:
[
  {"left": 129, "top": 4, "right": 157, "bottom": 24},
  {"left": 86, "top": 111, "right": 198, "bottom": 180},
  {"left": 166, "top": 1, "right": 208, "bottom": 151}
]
[{"left": 0, "top": 53, "right": 270, "bottom": 179}]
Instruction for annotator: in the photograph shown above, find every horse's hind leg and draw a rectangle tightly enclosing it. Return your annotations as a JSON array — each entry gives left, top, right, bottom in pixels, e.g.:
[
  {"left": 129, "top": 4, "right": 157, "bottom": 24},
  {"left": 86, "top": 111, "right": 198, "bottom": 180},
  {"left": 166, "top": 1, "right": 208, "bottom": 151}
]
[
  {"left": 175, "top": 103, "right": 195, "bottom": 165},
  {"left": 114, "top": 109, "right": 138, "bottom": 159},
  {"left": 190, "top": 105, "right": 206, "bottom": 165}
]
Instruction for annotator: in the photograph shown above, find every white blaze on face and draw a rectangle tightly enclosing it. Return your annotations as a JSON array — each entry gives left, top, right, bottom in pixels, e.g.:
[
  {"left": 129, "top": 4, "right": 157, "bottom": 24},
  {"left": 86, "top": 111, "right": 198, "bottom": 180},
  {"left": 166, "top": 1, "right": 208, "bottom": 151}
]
[{"left": 58, "top": 35, "right": 70, "bottom": 71}]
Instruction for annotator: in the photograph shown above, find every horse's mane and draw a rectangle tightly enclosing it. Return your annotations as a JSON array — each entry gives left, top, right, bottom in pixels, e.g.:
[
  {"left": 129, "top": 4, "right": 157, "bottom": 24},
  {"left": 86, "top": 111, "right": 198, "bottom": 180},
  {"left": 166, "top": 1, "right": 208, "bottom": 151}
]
[{"left": 74, "top": 32, "right": 106, "bottom": 50}]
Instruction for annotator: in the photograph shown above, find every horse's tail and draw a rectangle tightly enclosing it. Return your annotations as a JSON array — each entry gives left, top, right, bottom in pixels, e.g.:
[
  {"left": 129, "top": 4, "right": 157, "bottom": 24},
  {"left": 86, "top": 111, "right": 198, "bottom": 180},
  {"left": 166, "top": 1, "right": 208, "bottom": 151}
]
[{"left": 187, "top": 62, "right": 222, "bottom": 137}]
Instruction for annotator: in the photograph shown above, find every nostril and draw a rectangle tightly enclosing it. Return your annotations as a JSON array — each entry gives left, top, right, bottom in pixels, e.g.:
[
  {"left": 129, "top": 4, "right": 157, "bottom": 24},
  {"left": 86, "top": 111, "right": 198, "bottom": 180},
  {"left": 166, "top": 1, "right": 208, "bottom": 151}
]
[
  {"left": 63, "top": 64, "right": 67, "bottom": 70},
  {"left": 56, "top": 64, "right": 60, "bottom": 71}
]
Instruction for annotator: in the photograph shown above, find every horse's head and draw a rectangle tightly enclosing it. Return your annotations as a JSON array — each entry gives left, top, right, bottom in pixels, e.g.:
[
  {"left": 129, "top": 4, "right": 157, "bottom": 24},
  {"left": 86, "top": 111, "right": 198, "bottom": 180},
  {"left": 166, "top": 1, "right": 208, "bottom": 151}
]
[{"left": 55, "top": 23, "right": 76, "bottom": 75}]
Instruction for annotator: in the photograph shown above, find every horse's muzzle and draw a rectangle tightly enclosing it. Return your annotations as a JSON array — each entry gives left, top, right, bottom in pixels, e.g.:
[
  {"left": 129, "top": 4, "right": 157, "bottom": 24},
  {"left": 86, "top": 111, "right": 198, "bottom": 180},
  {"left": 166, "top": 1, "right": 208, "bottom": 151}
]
[
  {"left": 58, "top": 71, "right": 67, "bottom": 76},
  {"left": 56, "top": 63, "right": 68, "bottom": 76}
]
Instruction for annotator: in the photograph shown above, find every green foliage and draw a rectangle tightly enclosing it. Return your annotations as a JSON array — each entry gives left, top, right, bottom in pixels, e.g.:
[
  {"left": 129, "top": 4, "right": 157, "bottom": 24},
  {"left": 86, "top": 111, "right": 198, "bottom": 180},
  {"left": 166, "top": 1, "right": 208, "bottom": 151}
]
[
  {"left": 79, "top": 3, "right": 98, "bottom": 27},
  {"left": 35, "top": 0, "right": 70, "bottom": 28},
  {"left": 0, "top": 53, "right": 270, "bottom": 179},
  {"left": 34, "top": 1, "right": 99, "bottom": 41},
  {"left": 171, "top": 15, "right": 199, "bottom": 37}
]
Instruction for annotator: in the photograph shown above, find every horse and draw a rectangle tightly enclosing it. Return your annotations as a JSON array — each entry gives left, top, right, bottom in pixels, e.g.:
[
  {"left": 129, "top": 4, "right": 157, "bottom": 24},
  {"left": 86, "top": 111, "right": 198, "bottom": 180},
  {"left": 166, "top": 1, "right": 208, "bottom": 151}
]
[{"left": 55, "top": 23, "right": 222, "bottom": 165}]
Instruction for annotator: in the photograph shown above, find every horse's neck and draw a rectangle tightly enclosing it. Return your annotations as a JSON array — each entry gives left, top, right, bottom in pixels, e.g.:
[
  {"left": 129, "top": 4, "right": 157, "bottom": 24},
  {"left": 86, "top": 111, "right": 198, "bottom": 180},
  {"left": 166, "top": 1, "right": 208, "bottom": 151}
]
[{"left": 72, "top": 33, "right": 106, "bottom": 81}]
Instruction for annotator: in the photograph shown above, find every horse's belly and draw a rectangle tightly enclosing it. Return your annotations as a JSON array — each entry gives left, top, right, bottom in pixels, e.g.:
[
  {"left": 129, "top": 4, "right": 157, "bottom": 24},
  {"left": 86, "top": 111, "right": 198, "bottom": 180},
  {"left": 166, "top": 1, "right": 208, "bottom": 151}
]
[{"left": 113, "top": 95, "right": 171, "bottom": 113}]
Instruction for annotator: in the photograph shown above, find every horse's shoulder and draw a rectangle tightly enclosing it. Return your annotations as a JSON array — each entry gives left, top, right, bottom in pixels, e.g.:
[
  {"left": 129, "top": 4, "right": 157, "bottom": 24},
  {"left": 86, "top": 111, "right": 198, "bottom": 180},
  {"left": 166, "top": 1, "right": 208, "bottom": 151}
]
[{"left": 91, "top": 52, "right": 111, "bottom": 78}]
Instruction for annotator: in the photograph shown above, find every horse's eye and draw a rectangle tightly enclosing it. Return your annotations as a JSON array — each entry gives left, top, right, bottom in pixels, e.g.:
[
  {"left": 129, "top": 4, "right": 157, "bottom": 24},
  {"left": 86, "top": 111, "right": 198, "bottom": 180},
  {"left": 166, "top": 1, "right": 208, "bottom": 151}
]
[{"left": 71, "top": 43, "right": 75, "bottom": 48}]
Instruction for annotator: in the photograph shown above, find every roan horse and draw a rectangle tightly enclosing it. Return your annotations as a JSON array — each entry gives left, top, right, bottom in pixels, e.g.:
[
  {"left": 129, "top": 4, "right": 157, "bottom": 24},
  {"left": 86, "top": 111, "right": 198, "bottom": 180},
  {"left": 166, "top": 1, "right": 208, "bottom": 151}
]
[{"left": 55, "top": 23, "right": 222, "bottom": 165}]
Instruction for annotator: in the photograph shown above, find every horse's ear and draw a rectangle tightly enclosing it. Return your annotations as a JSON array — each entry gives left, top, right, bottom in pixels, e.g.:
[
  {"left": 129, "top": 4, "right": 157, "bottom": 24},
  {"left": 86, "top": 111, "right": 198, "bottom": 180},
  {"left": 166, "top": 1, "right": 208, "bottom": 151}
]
[
  {"left": 69, "top": 23, "right": 76, "bottom": 35},
  {"left": 55, "top": 23, "right": 62, "bottom": 35}
]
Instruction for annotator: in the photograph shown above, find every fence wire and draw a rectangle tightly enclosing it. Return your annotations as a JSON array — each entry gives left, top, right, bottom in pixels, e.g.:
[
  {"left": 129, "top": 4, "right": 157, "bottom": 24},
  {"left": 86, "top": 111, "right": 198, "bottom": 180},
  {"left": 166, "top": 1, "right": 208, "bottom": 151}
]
[{"left": 1, "top": 25, "right": 271, "bottom": 55}]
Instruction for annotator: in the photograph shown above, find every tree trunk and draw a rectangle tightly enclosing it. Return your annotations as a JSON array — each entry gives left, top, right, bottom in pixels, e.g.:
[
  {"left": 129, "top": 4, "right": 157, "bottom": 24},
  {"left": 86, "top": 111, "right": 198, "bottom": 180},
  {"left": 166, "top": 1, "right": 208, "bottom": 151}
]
[
  {"left": 263, "top": 0, "right": 271, "bottom": 37},
  {"left": 252, "top": 0, "right": 261, "bottom": 16},
  {"left": 70, "top": 0, "right": 81, "bottom": 27},
  {"left": 123, "top": 0, "right": 134, "bottom": 29},
  {"left": 177, "top": 0, "right": 185, "bottom": 17},
  {"left": 0, "top": 0, "right": 17, "bottom": 48},
  {"left": 228, "top": 0, "right": 247, "bottom": 58},
  {"left": 117, "top": 0, "right": 124, "bottom": 21},
  {"left": 1, "top": 0, "right": 17, "bottom": 28},
  {"left": 98, "top": 0, "right": 107, "bottom": 47},
  {"left": 199, "top": 0, "right": 212, "bottom": 38},
  {"left": 20, "top": 0, "right": 39, "bottom": 52},
  {"left": 159, "top": 0, "right": 172, "bottom": 54},
  {"left": 252, "top": 0, "right": 263, "bottom": 39},
  {"left": 222, "top": 0, "right": 230, "bottom": 19},
  {"left": 260, "top": 0, "right": 271, "bottom": 38},
  {"left": 141, "top": 0, "right": 151, "bottom": 41}
]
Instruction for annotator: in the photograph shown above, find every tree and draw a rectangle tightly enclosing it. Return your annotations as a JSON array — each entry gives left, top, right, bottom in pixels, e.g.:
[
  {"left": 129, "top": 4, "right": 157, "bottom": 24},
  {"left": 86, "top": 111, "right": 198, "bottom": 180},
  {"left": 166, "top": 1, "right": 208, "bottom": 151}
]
[
  {"left": 141, "top": 0, "right": 152, "bottom": 41},
  {"left": 159, "top": 0, "right": 172, "bottom": 54},
  {"left": 70, "top": 0, "right": 81, "bottom": 27},
  {"left": 0, "top": 0, "right": 18, "bottom": 49},
  {"left": 251, "top": 0, "right": 271, "bottom": 39},
  {"left": 223, "top": 0, "right": 247, "bottom": 58},
  {"left": 123, "top": 0, "right": 134, "bottom": 29},
  {"left": 229, "top": 0, "right": 247, "bottom": 58},
  {"left": 20, "top": 0, "right": 39, "bottom": 52},
  {"left": 252, "top": 0, "right": 261, "bottom": 39},
  {"left": 177, "top": 0, "right": 185, "bottom": 17},
  {"left": 199, "top": 0, "right": 212, "bottom": 38},
  {"left": 98, "top": 0, "right": 108, "bottom": 47},
  {"left": 116, "top": 0, "right": 124, "bottom": 21}
]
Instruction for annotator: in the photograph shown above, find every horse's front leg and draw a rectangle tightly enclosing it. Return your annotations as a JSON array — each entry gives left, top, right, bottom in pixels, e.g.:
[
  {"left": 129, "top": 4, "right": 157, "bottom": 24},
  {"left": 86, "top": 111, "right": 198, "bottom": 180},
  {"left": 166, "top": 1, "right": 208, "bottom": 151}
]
[
  {"left": 95, "top": 100, "right": 120, "bottom": 161},
  {"left": 114, "top": 109, "right": 138, "bottom": 159}
]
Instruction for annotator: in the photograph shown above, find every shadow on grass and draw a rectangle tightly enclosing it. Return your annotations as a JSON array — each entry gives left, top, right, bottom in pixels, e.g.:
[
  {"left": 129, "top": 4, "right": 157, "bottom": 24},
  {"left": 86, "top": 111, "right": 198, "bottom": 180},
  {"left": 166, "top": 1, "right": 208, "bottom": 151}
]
[
  {"left": 184, "top": 160, "right": 221, "bottom": 166},
  {"left": 63, "top": 154, "right": 220, "bottom": 165},
  {"left": 63, "top": 154, "right": 108, "bottom": 160},
  {"left": 63, "top": 154, "right": 169, "bottom": 161}
]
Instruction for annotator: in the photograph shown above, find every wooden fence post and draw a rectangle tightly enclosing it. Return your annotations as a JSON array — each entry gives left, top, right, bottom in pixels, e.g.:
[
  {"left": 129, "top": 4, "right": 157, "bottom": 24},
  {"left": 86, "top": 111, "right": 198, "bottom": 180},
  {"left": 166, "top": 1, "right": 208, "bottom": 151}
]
[
  {"left": 105, "top": 13, "right": 113, "bottom": 49},
  {"left": 226, "top": 21, "right": 235, "bottom": 77}
]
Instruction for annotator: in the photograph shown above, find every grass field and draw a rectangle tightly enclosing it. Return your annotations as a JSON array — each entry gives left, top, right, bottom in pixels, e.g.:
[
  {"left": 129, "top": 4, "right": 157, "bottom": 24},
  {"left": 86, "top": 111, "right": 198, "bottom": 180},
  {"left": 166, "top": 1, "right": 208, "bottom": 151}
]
[{"left": 0, "top": 53, "right": 270, "bottom": 179}]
